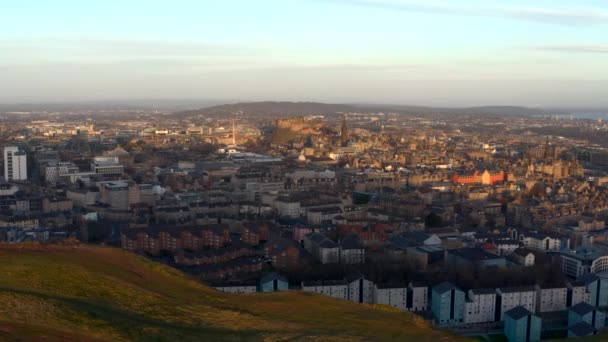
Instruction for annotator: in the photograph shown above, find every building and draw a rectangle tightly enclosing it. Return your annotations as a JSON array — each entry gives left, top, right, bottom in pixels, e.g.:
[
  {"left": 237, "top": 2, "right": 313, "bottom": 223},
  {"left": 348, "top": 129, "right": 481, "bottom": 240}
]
[
  {"left": 509, "top": 248, "right": 535, "bottom": 267},
  {"left": 301, "top": 280, "right": 348, "bottom": 300},
  {"left": 559, "top": 248, "right": 608, "bottom": 278},
  {"left": 213, "top": 282, "right": 257, "bottom": 294},
  {"left": 432, "top": 282, "right": 465, "bottom": 325},
  {"left": 91, "top": 156, "right": 124, "bottom": 175},
  {"left": 121, "top": 225, "right": 231, "bottom": 255},
  {"left": 496, "top": 286, "right": 537, "bottom": 321},
  {"left": 339, "top": 235, "right": 365, "bottom": 264},
  {"left": 347, "top": 274, "right": 374, "bottom": 304},
  {"left": 568, "top": 302, "right": 605, "bottom": 331},
  {"left": 520, "top": 232, "right": 567, "bottom": 252},
  {"left": 373, "top": 283, "right": 427, "bottom": 312},
  {"left": 568, "top": 321, "right": 597, "bottom": 338},
  {"left": 241, "top": 222, "right": 271, "bottom": 246},
  {"left": 481, "top": 170, "right": 505, "bottom": 185},
  {"left": 44, "top": 161, "right": 79, "bottom": 184},
  {"left": 504, "top": 306, "right": 541, "bottom": 342},
  {"left": 263, "top": 238, "right": 303, "bottom": 270},
  {"left": 580, "top": 272, "right": 608, "bottom": 307},
  {"left": 447, "top": 247, "right": 507, "bottom": 269},
  {"left": 257, "top": 273, "right": 289, "bottom": 293},
  {"left": 42, "top": 197, "right": 73, "bottom": 213},
  {"left": 3, "top": 146, "right": 27, "bottom": 181},
  {"left": 535, "top": 284, "right": 568, "bottom": 313},
  {"left": 464, "top": 289, "right": 496, "bottom": 324},
  {"left": 407, "top": 283, "right": 428, "bottom": 312},
  {"left": 566, "top": 281, "right": 590, "bottom": 307},
  {"left": 304, "top": 232, "right": 339, "bottom": 264}
]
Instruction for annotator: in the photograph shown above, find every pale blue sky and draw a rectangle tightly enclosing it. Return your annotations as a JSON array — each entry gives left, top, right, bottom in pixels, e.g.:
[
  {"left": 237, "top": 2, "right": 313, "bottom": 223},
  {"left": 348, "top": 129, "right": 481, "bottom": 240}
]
[{"left": 1, "top": 0, "right": 607, "bottom": 107}]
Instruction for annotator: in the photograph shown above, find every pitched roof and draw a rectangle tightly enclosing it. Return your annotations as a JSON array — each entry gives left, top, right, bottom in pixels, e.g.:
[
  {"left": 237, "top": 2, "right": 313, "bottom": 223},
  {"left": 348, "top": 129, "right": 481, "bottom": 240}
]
[
  {"left": 568, "top": 321, "right": 595, "bottom": 337},
  {"left": 505, "top": 306, "right": 532, "bottom": 320},
  {"left": 433, "top": 281, "right": 458, "bottom": 295},
  {"left": 258, "top": 272, "right": 287, "bottom": 285},
  {"left": 570, "top": 302, "right": 595, "bottom": 316}
]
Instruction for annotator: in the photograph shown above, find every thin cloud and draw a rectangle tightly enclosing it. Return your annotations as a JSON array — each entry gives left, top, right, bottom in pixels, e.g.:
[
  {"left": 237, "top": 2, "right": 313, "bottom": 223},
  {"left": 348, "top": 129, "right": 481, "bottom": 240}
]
[
  {"left": 323, "top": 0, "right": 608, "bottom": 25},
  {"left": 533, "top": 45, "right": 608, "bottom": 54},
  {"left": 0, "top": 37, "right": 259, "bottom": 57}
]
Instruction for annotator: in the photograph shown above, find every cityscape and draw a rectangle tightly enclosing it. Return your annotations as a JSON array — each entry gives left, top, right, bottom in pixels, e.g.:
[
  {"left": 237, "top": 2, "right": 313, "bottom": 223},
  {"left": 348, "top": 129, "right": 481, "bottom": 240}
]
[{"left": 2, "top": 1, "right": 608, "bottom": 341}]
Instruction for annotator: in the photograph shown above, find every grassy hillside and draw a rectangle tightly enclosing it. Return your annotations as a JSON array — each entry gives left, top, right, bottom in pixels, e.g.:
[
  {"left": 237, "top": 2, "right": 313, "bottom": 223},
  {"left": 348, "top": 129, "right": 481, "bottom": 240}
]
[{"left": 0, "top": 244, "right": 467, "bottom": 342}]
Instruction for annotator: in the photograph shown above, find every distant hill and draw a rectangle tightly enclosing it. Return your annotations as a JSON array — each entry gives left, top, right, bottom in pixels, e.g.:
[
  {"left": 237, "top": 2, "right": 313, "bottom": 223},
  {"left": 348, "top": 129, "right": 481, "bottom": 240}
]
[
  {"left": 174, "top": 101, "right": 551, "bottom": 119},
  {"left": 174, "top": 101, "right": 371, "bottom": 118},
  {"left": 0, "top": 244, "right": 468, "bottom": 341}
]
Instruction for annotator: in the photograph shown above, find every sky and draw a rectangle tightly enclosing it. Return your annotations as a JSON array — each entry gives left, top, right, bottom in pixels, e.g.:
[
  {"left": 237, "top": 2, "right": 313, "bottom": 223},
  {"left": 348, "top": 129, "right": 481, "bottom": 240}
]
[{"left": 1, "top": 0, "right": 607, "bottom": 107}]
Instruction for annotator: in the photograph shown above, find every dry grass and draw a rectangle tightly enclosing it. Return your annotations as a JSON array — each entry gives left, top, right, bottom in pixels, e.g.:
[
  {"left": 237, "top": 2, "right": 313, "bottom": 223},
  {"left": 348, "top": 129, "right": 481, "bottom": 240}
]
[{"left": 0, "top": 244, "right": 468, "bottom": 341}]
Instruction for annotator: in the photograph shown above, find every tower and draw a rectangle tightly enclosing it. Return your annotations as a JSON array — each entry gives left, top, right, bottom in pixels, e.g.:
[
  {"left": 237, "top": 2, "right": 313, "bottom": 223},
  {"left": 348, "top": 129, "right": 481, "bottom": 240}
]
[
  {"left": 232, "top": 119, "right": 237, "bottom": 146},
  {"left": 3, "top": 146, "right": 27, "bottom": 181},
  {"left": 340, "top": 116, "right": 349, "bottom": 147}
]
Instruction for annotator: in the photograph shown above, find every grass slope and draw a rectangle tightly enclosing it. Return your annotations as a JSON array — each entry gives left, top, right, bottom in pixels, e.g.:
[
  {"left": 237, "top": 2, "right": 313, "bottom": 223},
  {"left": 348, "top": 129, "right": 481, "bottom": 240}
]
[{"left": 0, "top": 244, "right": 467, "bottom": 342}]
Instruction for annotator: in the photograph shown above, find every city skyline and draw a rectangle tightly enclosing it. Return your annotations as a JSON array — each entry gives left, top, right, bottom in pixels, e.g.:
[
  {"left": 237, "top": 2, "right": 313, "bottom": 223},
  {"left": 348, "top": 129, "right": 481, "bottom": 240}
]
[{"left": 1, "top": 0, "right": 607, "bottom": 106}]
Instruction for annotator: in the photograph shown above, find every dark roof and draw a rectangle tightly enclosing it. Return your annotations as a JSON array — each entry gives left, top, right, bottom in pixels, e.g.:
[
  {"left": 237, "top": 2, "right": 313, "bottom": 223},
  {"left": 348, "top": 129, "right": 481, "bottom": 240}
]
[
  {"left": 449, "top": 247, "right": 504, "bottom": 261},
  {"left": 302, "top": 280, "right": 348, "bottom": 287},
  {"left": 499, "top": 286, "right": 536, "bottom": 293},
  {"left": 513, "top": 247, "right": 534, "bottom": 257},
  {"left": 434, "top": 281, "right": 459, "bottom": 295},
  {"left": 376, "top": 283, "right": 408, "bottom": 290},
  {"left": 258, "top": 272, "right": 287, "bottom": 285},
  {"left": 568, "top": 321, "right": 595, "bottom": 337},
  {"left": 578, "top": 273, "right": 600, "bottom": 285},
  {"left": 345, "top": 273, "right": 365, "bottom": 283},
  {"left": 505, "top": 306, "right": 533, "bottom": 320},
  {"left": 340, "top": 235, "right": 363, "bottom": 250},
  {"left": 471, "top": 288, "right": 496, "bottom": 295},
  {"left": 570, "top": 302, "right": 595, "bottom": 316},
  {"left": 319, "top": 240, "right": 338, "bottom": 248}
]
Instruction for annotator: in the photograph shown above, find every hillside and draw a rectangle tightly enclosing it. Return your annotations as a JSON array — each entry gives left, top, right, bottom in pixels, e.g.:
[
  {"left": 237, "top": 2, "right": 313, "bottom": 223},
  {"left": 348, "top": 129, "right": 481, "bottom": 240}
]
[
  {"left": 0, "top": 244, "right": 467, "bottom": 342},
  {"left": 173, "top": 101, "right": 550, "bottom": 119}
]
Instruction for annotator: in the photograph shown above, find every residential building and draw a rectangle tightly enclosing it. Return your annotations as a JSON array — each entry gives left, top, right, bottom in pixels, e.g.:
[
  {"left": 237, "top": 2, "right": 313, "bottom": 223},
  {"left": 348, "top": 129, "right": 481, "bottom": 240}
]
[
  {"left": 567, "top": 281, "right": 590, "bottom": 307},
  {"left": 213, "top": 281, "right": 257, "bottom": 294},
  {"left": 447, "top": 247, "right": 507, "bottom": 269},
  {"left": 464, "top": 289, "right": 496, "bottom": 324},
  {"left": 568, "top": 321, "right": 597, "bottom": 338},
  {"left": 580, "top": 272, "right": 608, "bottom": 307},
  {"left": 3, "top": 146, "right": 27, "bottom": 181},
  {"left": 257, "top": 273, "right": 289, "bottom": 293},
  {"left": 303, "top": 232, "right": 339, "bottom": 264},
  {"left": 520, "top": 232, "right": 568, "bottom": 252},
  {"left": 301, "top": 280, "right": 348, "bottom": 300},
  {"left": 347, "top": 274, "right": 374, "bottom": 304},
  {"left": 535, "top": 284, "right": 568, "bottom": 313},
  {"left": 509, "top": 248, "right": 535, "bottom": 267},
  {"left": 432, "top": 282, "right": 465, "bottom": 325},
  {"left": 496, "top": 286, "right": 537, "bottom": 321},
  {"left": 339, "top": 235, "right": 365, "bottom": 264},
  {"left": 568, "top": 302, "right": 605, "bottom": 331},
  {"left": 504, "top": 306, "right": 541, "bottom": 342}
]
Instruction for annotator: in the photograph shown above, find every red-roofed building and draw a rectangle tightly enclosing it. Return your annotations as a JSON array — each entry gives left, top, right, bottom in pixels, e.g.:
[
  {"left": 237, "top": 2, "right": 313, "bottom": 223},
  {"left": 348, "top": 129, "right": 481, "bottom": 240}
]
[{"left": 452, "top": 171, "right": 481, "bottom": 184}]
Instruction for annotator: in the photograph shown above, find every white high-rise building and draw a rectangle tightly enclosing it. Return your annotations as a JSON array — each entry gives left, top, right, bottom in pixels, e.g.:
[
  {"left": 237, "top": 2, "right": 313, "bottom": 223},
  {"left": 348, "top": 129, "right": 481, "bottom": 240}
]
[{"left": 3, "top": 146, "right": 27, "bottom": 181}]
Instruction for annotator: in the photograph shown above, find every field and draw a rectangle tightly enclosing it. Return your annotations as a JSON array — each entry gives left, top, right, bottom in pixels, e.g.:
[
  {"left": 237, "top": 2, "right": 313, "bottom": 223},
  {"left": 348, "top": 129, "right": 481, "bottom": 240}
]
[{"left": 0, "top": 244, "right": 468, "bottom": 341}]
